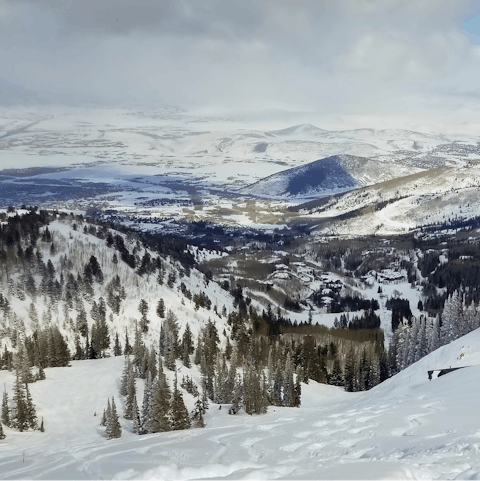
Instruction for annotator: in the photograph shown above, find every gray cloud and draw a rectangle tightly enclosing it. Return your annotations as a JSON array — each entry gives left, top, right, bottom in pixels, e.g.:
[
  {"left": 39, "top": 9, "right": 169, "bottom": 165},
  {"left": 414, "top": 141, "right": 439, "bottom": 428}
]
[{"left": 1, "top": 0, "right": 480, "bottom": 127}]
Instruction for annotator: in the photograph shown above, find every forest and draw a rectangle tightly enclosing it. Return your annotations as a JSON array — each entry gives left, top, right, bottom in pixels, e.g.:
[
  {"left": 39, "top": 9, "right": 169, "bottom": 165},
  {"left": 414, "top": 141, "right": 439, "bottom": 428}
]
[{"left": 0, "top": 207, "right": 479, "bottom": 440}]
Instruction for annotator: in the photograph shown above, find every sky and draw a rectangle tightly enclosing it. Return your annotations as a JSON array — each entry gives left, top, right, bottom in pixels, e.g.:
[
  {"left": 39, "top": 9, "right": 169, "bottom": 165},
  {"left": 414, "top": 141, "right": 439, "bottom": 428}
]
[{"left": 2, "top": 0, "right": 480, "bottom": 130}]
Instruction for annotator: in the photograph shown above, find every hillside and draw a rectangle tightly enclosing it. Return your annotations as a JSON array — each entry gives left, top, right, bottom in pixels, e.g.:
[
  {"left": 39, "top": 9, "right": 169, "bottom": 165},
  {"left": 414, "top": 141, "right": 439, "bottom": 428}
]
[
  {"left": 240, "top": 155, "right": 360, "bottom": 198},
  {"left": 0, "top": 328, "right": 479, "bottom": 479}
]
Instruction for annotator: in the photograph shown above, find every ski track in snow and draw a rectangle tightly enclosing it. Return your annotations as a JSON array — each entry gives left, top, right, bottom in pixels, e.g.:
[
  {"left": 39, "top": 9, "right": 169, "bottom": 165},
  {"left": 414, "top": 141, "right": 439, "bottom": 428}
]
[{"left": 2, "top": 343, "right": 480, "bottom": 480}]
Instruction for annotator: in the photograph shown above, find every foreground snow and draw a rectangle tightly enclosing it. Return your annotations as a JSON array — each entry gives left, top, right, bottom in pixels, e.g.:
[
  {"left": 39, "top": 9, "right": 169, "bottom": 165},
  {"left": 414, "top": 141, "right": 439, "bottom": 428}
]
[{"left": 1, "top": 330, "right": 480, "bottom": 480}]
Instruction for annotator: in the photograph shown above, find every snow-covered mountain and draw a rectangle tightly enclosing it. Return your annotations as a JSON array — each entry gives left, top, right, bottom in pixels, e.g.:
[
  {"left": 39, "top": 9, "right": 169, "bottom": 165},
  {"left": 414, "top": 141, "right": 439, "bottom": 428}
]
[{"left": 240, "top": 155, "right": 359, "bottom": 198}]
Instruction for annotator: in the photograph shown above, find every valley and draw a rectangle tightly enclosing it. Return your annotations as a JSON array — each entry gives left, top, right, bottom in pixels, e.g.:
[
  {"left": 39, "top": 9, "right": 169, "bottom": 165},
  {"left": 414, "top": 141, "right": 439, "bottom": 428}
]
[{"left": 0, "top": 105, "right": 480, "bottom": 479}]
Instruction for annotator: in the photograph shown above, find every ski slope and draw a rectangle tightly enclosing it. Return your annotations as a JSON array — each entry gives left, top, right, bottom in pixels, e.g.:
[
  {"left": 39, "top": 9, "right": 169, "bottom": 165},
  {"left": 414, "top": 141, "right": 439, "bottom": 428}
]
[{"left": 1, "top": 329, "right": 480, "bottom": 479}]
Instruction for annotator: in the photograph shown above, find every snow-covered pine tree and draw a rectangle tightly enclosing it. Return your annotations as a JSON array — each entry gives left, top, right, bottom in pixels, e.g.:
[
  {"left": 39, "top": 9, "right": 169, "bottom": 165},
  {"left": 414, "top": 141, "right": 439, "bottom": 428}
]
[
  {"left": 109, "top": 397, "right": 122, "bottom": 439},
  {"left": 144, "top": 370, "right": 171, "bottom": 433},
  {"left": 0, "top": 420, "right": 5, "bottom": 439},
  {"left": 124, "top": 368, "right": 137, "bottom": 420},
  {"left": 441, "top": 290, "right": 463, "bottom": 346},
  {"left": 105, "top": 397, "right": 122, "bottom": 439},
  {"left": 24, "top": 383, "right": 38, "bottom": 430},
  {"left": 191, "top": 395, "right": 206, "bottom": 428},
  {"left": 39, "top": 417, "right": 45, "bottom": 432},
  {"left": 119, "top": 356, "right": 132, "bottom": 397},
  {"left": 293, "top": 372, "right": 301, "bottom": 407},
  {"left": 12, "top": 374, "right": 28, "bottom": 432},
  {"left": 170, "top": 374, "right": 190, "bottom": 431}
]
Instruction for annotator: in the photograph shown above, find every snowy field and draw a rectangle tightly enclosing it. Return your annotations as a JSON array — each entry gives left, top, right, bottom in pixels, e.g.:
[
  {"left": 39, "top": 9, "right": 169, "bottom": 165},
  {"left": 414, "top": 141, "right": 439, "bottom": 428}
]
[{"left": 1, "top": 329, "right": 480, "bottom": 480}]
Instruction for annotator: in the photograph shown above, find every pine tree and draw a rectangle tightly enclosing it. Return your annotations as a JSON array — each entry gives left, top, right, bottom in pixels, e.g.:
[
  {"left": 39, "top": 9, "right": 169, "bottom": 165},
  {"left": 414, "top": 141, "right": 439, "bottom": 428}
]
[
  {"left": 119, "top": 356, "right": 131, "bottom": 397},
  {"left": 156, "top": 298, "right": 165, "bottom": 319},
  {"left": 138, "top": 299, "right": 149, "bottom": 333},
  {"left": 105, "top": 398, "right": 112, "bottom": 437},
  {"left": 108, "top": 397, "right": 122, "bottom": 439},
  {"left": 124, "top": 330, "right": 132, "bottom": 355},
  {"left": 24, "top": 383, "right": 38, "bottom": 430},
  {"left": 344, "top": 347, "right": 356, "bottom": 392},
  {"left": 1, "top": 390, "right": 10, "bottom": 427},
  {"left": 140, "top": 372, "right": 153, "bottom": 434},
  {"left": 293, "top": 373, "right": 301, "bottom": 407},
  {"left": 441, "top": 290, "right": 463, "bottom": 345},
  {"left": 164, "top": 310, "right": 180, "bottom": 371},
  {"left": 0, "top": 420, "right": 5, "bottom": 439},
  {"left": 124, "top": 369, "right": 137, "bottom": 420},
  {"left": 39, "top": 417, "right": 45, "bottom": 432},
  {"left": 145, "top": 367, "right": 171, "bottom": 433},
  {"left": 12, "top": 374, "right": 28, "bottom": 432},
  {"left": 113, "top": 333, "right": 122, "bottom": 356},
  {"left": 191, "top": 395, "right": 206, "bottom": 428},
  {"left": 132, "top": 394, "right": 141, "bottom": 434},
  {"left": 170, "top": 375, "right": 191, "bottom": 431}
]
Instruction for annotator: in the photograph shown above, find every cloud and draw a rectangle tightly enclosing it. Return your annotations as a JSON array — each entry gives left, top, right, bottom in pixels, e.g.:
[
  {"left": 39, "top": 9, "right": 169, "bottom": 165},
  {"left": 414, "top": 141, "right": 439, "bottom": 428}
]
[{"left": 1, "top": 0, "right": 480, "bottom": 127}]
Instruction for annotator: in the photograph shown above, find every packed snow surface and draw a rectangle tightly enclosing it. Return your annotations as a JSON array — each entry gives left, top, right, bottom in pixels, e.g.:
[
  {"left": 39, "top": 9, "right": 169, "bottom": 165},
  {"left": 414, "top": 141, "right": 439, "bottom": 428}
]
[{"left": 1, "top": 329, "right": 480, "bottom": 479}]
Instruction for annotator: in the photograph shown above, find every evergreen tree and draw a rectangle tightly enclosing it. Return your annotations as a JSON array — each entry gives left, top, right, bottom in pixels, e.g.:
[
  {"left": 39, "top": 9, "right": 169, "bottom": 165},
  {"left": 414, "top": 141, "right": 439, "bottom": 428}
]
[
  {"left": 105, "top": 398, "right": 112, "bottom": 437},
  {"left": 191, "top": 395, "right": 206, "bottom": 428},
  {"left": 113, "top": 332, "right": 122, "bottom": 356},
  {"left": 100, "top": 409, "right": 107, "bottom": 426},
  {"left": 124, "top": 369, "right": 137, "bottom": 420},
  {"left": 293, "top": 373, "right": 301, "bottom": 407},
  {"left": 1, "top": 390, "right": 10, "bottom": 427},
  {"left": 145, "top": 367, "right": 171, "bottom": 433},
  {"left": 170, "top": 375, "right": 191, "bottom": 431},
  {"left": 108, "top": 397, "right": 122, "bottom": 439},
  {"left": 39, "top": 417, "right": 45, "bottom": 433},
  {"left": 441, "top": 290, "right": 462, "bottom": 345},
  {"left": 24, "top": 383, "right": 38, "bottom": 430},
  {"left": 344, "top": 347, "right": 356, "bottom": 392},
  {"left": 156, "top": 298, "right": 165, "bottom": 319},
  {"left": 132, "top": 394, "right": 141, "bottom": 434},
  {"left": 140, "top": 372, "right": 153, "bottom": 434},
  {"left": 138, "top": 299, "right": 149, "bottom": 333},
  {"left": 164, "top": 310, "right": 180, "bottom": 371},
  {"left": 119, "top": 356, "right": 132, "bottom": 397},
  {"left": 0, "top": 420, "right": 5, "bottom": 439},
  {"left": 12, "top": 374, "right": 28, "bottom": 432},
  {"left": 124, "top": 330, "right": 132, "bottom": 355}
]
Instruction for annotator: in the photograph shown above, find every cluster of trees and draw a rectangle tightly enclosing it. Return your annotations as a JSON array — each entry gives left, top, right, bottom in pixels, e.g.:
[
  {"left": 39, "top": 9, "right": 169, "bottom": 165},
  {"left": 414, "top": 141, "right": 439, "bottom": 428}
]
[
  {"left": 1, "top": 337, "right": 45, "bottom": 435},
  {"left": 333, "top": 311, "right": 381, "bottom": 330},
  {"left": 100, "top": 397, "right": 122, "bottom": 440},
  {"left": 119, "top": 354, "right": 193, "bottom": 435},
  {"left": 388, "top": 289, "right": 480, "bottom": 374}
]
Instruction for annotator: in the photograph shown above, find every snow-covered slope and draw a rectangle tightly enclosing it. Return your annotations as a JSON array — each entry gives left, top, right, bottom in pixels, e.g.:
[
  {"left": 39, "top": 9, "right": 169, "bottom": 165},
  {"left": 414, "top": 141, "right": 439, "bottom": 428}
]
[
  {"left": 302, "top": 164, "right": 480, "bottom": 236},
  {"left": 0, "top": 214, "right": 235, "bottom": 353},
  {"left": 1, "top": 328, "right": 480, "bottom": 479},
  {"left": 240, "top": 155, "right": 359, "bottom": 198}
]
